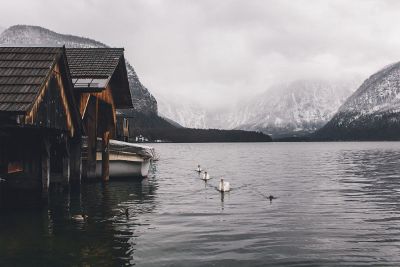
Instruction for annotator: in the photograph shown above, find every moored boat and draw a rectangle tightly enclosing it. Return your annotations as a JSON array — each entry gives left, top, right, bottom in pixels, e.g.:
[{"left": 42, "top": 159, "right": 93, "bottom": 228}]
[{"left": 83, "top": 138, "right": 154, "bottom": 178}]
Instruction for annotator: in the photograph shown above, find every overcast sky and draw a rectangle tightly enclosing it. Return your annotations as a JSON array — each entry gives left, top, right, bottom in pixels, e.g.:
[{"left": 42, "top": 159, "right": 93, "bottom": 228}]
[{"left": 1, "top": 0, "right": 400, "bottom": 108}]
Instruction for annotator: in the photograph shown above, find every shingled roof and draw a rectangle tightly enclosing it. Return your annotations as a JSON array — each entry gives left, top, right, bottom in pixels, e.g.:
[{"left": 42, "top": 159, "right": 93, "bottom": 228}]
[
  {"left": 66, "top": 48, "right": 132, "bottom": 109},
  {"left": 0, "top": 47, "right": 62, "bottom": 112},
  {"left": 66, "top": 48, "right": 124, "bottom": 78}
]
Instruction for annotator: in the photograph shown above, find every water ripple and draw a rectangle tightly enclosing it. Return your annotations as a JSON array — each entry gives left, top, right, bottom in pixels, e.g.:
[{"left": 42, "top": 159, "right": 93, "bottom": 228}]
[{"left": 2, "top": 142, "right": 400, "bottom": 266}]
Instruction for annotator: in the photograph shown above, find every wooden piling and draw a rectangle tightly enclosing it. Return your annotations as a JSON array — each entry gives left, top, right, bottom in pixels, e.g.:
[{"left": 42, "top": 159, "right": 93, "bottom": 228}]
[
  {"left": 0, "top": 140, "right": 7, "bottom": 175},
  {"left": 102, "top": 131, "right": 110, "bottom": 182},
  {"left": 70, "top": 138, "right": 82, "bottom": 185},
  {"left": 41, "top": 138, "right": 51, "bottom": 195},
  {"left": 86, "top": 97, "right": 98, "bottom": 179},
  {"left": 62, "top": 140, "right": 70, "bottom": 186}
]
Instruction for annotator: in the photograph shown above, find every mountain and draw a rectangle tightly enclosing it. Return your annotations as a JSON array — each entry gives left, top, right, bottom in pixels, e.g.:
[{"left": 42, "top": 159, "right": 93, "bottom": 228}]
[
  {"left": 158, "top": 79, "right": 358, "bottom": 138},
  {"left": 0, "top": 25, "right": 157, "bottom": 115},
  {"left": 157, "top": 94, "right": 208, "bottom": 128},
  {"left": 315, "top": 62, "right": 400, "bottom": 140}
]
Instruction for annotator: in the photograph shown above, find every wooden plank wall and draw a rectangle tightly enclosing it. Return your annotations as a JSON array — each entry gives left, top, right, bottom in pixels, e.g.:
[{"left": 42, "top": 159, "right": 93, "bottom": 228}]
[{"left": 25, "top": 62, "right": 75, "bottom": 137}]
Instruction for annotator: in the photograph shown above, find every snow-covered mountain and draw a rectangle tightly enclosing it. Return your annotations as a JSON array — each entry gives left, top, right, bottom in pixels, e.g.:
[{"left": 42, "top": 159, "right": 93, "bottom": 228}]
[
  {"left": 0, "top": 25, "right": 157, "bottom": 115},
  {"left": 316, "top": 62, "right": 400, "bottom": 140},
  {"left": 159, "top": 79, "right": 359, "bottom": 137},
  {"left": 232, "top": 80, "right": 358, "bottom": 137}
]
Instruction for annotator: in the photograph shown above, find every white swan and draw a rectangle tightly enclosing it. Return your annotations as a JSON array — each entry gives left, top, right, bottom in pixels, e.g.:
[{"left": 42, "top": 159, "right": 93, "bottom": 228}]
[
  {"left": 196, "top": 165, "right": 202, "bottom": 172},
  {"left": 201, "top": 171, "right": 210, "bottom": 180},
  {"left": 218, "top": 178, "right": 230, "bottom": 192}
]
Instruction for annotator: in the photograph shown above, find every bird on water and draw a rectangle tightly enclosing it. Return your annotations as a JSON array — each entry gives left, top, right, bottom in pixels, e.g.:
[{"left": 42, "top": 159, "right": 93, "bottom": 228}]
[
  {"left": 218, "top": 178, "right": 230, "bottom": 192},
  {"left": 202, "top": 171, "right": 210, "bottom": 180},
  {"left": 196, "top": 165, "right": 202, "bottom": 173},
  {"left": 71, "top": 214, "right": 88, "bottom": 222}
]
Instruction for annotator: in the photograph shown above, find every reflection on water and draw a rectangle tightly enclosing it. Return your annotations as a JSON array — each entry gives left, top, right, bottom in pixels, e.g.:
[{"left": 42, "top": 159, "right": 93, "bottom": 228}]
[
  {"left": 2, "top": 142, "right": 400, "bottom": 266},
  {"left": 0, "top": 175, "right": 159, "bottom": 266}
]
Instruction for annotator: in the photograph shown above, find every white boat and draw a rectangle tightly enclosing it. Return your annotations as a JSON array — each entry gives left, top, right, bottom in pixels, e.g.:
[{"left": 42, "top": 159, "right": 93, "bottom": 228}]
[
  {"left": 96, "top": 139, "right": 154, "bottom": 178},
  {"left": 83, "top": 138, "right": 154, "bottom": 178}
]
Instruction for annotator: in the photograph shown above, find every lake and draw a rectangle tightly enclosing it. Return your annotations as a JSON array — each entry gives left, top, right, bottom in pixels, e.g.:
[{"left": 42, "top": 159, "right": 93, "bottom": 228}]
[{"left": 1, "top": 142, "right": 400, "bottom": 266}]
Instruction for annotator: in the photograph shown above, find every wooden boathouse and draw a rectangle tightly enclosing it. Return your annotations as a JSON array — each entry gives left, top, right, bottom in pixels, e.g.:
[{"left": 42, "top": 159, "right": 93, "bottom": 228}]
[
  {"left": 0, "top": 47, "right": 82, "bottom": 193},
  {"left": 65, "top": 48, "right": 132, "bottom": 181},
  {"left": 0, "top": 47, "right": 132, "bottom": 194}
]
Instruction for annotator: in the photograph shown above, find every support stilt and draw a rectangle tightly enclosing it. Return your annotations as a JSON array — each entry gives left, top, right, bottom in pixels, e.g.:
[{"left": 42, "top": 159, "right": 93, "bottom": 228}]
[
  {"left": 62, "top": 139, "right": 70, "bottom": 186},
  {"left": 102, "top": 131, "right": 110, "bottom": 182},
  {"left": 86, "top": 97, "right": 98, "bottom": 179},
  {"left": 41, "top": 138, "right": 51, "bottom": 196},
  {"left": 70, "top": 137, "right": 82, "bottom": 186}
]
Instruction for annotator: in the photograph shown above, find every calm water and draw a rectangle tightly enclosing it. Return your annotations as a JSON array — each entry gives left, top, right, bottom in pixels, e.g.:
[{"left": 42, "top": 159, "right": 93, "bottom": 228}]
[{"left": 2, "top": 142, "right": 400, "bottom": 266}]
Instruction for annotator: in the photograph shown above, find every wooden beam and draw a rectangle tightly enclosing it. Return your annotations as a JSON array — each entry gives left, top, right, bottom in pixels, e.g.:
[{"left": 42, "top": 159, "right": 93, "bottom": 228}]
[{"left": 102, "top": 131, "right": 110, "bottom": 182}]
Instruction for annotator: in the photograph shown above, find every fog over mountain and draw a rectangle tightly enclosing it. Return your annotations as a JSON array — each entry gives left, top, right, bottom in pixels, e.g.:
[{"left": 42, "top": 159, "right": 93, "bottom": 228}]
[
  {"left": 0, "top": 23, "right": 364, "bottom": 137},
  {"left": 2, "top": 0, "right": 400, "bottom": 138},
  {"left": 1, "top": 0, "right": 400, "bottom": 111},
  {"left": 158, "top": 79, "right": 360, "bottom": 137},
  {"left": 231, "top": 79, "right": 360, "bottom": 137}
]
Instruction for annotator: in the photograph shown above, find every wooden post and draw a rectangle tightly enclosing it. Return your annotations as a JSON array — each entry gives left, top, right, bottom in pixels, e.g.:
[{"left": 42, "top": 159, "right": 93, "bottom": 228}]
[
  {"left": 86, "top": 97, "right": 98, "bottom": 179},
  {"left": 0, "top": 140, "right": 8, "bottom": 175},
  {"left": 69, "top": 137, "right": 82, "bottom": 186},
  {"left": 102, "top": 131, "right": 110, "bottom": 182},
  {"left": 41, "top": 138, "right": 51, "bottom": 195},
  {"left": 62, "top": 138, "right": 70, "bottom": 186}
]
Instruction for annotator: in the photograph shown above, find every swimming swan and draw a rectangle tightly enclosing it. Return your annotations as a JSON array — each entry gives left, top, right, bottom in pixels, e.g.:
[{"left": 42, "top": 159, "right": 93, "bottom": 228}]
[
  {"left": 218, "top": 178, "right": 230, "bottom": 192},
  {"left": 201, "top": 171, "right": 210, "bottom": 180},
  {"left": 196, "top": 165, "right": 202, "bottom": 172}
]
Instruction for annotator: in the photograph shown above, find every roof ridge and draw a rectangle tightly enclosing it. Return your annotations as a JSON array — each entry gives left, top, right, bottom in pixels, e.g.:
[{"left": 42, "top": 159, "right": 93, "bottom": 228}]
[{"left": 67, "top": 47, "right": 124, "bottom": 50}]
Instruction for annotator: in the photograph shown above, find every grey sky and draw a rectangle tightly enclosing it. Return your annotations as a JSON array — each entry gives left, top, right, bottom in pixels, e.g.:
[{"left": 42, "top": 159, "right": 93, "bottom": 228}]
[{"left": 1, "top": 0, "right": 400, "bottom": 108}]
